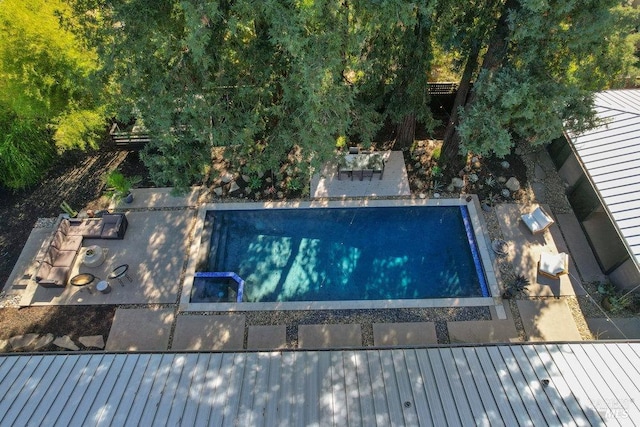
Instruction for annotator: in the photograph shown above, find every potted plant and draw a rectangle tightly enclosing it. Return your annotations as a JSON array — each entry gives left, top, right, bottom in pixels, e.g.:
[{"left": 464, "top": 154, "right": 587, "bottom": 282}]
[
  {"left": 106, "top": 170, "right": 140, "bottom": 203},
  {"left": 502, "top": 274, "right": 530, "bottom": 299}
]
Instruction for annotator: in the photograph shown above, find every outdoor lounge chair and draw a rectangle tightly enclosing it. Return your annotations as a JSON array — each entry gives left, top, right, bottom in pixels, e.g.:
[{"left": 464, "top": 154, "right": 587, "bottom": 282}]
[
  {"left": 538, "top": 252, "right": 569, "bottom": 279},
  {"left": 521, "top": 206, "right": 554, "bottom": 234}
]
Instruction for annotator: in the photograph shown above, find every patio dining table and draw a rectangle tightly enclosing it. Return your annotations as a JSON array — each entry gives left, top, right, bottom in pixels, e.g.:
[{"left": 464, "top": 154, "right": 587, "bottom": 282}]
[{"left": 338, "top": 152, "right": 385, "bottom": 180}]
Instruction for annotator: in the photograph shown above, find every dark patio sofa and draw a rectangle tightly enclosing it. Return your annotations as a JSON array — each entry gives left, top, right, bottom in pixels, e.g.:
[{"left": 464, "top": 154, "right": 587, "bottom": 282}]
[{"left": 35, "top": 213, "right": 128, "bottom": 288}]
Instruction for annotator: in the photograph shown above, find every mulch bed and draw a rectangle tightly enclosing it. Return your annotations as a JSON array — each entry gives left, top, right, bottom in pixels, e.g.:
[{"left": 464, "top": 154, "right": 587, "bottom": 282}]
[{"left": 0, "top": 306, "right": 116, "bottom": 351}]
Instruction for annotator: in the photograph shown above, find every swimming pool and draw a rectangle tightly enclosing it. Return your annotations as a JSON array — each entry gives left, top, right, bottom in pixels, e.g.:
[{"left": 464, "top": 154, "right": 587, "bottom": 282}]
[{"left": 195, "top": 204, "right": 489, "bottom": 303}]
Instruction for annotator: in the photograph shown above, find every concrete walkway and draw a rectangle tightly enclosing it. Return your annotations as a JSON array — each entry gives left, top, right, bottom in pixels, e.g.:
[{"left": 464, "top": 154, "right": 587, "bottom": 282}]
[
  {"left": 586, "top": 318, "right": 640, "bottom": 339},
  {"left": 310, "top": 151, "right": 410, "bottom": 198},
  {"left": 517, "top": 299, "right": 582, "bottom": 341},
  {"left": 109, "top": 186, "right": 202, "bottom": 209},
  {"left": 105, "top": 307, "right": 174, "bottom": 351},
  {"left": 494, "top": 204, "right": 584, "bottom": 297},
  {"left": 298, "top": 324, "right": 362, "bottom": 349},
  {"left": 372, "top": 322, "right": 437, "bottom": 346}
]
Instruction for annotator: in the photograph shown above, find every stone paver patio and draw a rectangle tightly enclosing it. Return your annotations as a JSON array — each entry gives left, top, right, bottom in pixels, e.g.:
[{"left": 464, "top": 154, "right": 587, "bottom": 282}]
[
  {"left": 298, "top": 324, "right": 362, "bottom": 349},
  {"left": 19, "top": 210, "right": 193, "bottom": 306},
  {"left": 105, "top": 307, "right": 174, "bottom": 351},
  {"left": 517, "top": 299, "right": 582, "bottom": 341},
  {"left": 310, "top": 151, "right": 410, "bottom": 199},
  {"left": 172, "top": 314, "right": 246, "bottom": 351},
  {"left": 372, "top": 322, "right": 437, "bottom": 346},
  {"left": 247, "top": 325, "right": 287, "bottom": 350},
  {"left": 494, "top": 203, "right": 584, "bottom": 297}
]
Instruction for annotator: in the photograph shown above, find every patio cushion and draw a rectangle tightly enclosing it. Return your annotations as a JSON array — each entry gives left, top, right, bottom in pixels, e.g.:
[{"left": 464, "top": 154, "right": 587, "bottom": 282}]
[
  {"left": 539, "top": 252, "right": 569, "bottom": 278},
  {"left": 521, "top": 206, "right": 554, "bottom": 234},
  {"left": 39, "top": 266, "right": 69, "bottom": 287},
  {"left": 52, "top": 231, "right": 82, "bottom": 252},
  {"left": 35, "top": 261, "right": 52, "bottom": 282},
  {"left": 101, "top": 213, "right": 128, "bottom": 239},
  {"left": 50, "top": 248, "right": 78, "bottom": 267}
]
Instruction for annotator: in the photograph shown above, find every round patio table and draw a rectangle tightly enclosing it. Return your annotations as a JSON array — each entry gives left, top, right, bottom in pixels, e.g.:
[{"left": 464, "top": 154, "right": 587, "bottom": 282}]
[
  {"left": 108, "top": 264, "right": 132, "bottom": 286},
  {"left": 69, "top": 273, "right": 96, "bottom": 286}
]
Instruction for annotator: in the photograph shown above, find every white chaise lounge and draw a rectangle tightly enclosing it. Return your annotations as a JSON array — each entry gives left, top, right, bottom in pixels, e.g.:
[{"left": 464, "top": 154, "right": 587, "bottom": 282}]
[
  {"left": 521, "top": 206, "right": 554, "bottom": 234},
  {"left": 538, "top": 252, "right": 569, "bottom": 279}
]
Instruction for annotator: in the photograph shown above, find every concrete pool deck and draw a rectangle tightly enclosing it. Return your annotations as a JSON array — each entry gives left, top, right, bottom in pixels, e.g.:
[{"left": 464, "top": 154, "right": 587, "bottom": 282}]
[{"left": 4, "top": 167, "right": 614, "bottom": 350}]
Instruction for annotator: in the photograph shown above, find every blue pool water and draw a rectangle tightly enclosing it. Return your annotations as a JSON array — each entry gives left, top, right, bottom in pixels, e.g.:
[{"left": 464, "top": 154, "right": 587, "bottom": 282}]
[{"left": 204, "top": 206, "right": 488, "bottom": 302}]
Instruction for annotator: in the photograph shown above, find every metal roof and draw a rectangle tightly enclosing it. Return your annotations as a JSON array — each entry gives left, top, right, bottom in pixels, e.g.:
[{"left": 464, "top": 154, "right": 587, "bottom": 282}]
[
  {"left": 1, "top": 343, "right": 639, "bottom": 426},
  {"left": 565, "top": 89, "right": 640, "bottom": 269}
]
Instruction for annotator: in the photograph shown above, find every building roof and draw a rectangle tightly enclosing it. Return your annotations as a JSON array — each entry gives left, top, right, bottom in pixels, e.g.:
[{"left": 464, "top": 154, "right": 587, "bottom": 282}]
[
  {"left": 1, "top": 343, "right": 639, "bottom": 425},
  {"left": 565, "top": 89, "right": 640, "bottom": 268}
]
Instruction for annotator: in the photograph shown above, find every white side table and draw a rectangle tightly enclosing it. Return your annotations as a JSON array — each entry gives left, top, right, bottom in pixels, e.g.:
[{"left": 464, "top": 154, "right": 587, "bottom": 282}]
[{"left": 81, "top": 245, "right": 106, "bottom": 268}]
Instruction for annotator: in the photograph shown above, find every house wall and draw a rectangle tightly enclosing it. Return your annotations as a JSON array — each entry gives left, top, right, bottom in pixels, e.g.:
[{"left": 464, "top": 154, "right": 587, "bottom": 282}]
[
  {"left": 547, "top": 138, "right": 639, "bottom": 289},
  {"left": 609, "top": 258, "right": 640, "bottom": 291}
]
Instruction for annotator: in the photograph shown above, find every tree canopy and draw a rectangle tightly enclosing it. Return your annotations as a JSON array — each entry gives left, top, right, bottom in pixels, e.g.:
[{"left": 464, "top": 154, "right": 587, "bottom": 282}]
[
  {"left": 2, "top": 0, "right": 637, "bottom": 190},
  {"left": 0, "top": 0, "right": 105, "bottom": 189},
  {"left": 443, "top": 0, "right": 640, "bottom": 162}
]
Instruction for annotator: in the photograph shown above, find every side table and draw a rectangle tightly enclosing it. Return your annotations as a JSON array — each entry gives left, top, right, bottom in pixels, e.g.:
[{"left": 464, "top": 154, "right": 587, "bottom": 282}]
[{"left": 82, "top": 245, "right": 106, "bottom": 268}]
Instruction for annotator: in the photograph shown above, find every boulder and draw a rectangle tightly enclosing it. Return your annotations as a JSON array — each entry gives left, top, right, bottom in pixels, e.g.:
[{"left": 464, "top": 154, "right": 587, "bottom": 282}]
[
  {"left": 505, "top": 177, "right": 521, "bottom": 192},
  {"left": 79, "top": 335, "right": 105, "bottom": 349},
  {"left": 221, "top": 172, "right": 234, "bottom": 183},
  {"left": 213, "top": 187, "right": 223, "bottom": 197},
  {"left": 229, "top": 181, "right": 240, "bottom": 193},
  {"left": 32, "top": 333, "right": 54, "bottom": 350},
  {"left": 0, "top": 339, "right": 9, "bottom": 352},
  {"left": 451, "top": 177, "right": 464, "bottom": 188},
  {"left": 54, "top": 335, "right": 79, "bottom": 351},
  {"left": 9, "top": 334, "right": 39, "bottom": 351}
]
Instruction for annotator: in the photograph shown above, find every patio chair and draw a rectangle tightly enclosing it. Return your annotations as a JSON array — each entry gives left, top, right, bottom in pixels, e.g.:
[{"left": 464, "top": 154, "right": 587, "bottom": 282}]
[
  {"left": 521, "top": 206, "right": 554, "bottom": 234},
  {"left": 338, "top": 166, "right": 352, "bottom": 180},
  {"left": 361, "top": 169, "right": 374, "bottom": 181},
  {"left": 538, "top": 252, "right": 569, "bottom": 279}
]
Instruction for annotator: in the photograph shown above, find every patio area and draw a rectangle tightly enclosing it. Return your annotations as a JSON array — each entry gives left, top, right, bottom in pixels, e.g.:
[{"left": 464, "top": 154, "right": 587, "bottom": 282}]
[
  {"left": 4, "top": 198, "right": 196, "bottom": 307},
  {"left": 3, "top": 146, "right": 640, "bottom": 352},
  {"left": 310, "top": 150, "right": 411, "bottom": 198}
]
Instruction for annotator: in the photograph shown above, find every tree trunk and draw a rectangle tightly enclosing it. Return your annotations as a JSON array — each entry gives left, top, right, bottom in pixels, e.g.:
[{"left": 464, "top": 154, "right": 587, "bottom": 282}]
[
  {"left": 395, "top": 113, "right": 416, "bottom": 148},
  {"left": 442, "top": 0, "right": 519, "bottom": 162},
  {"left": 441, "top": 41, "right": 481, "bottom": 166}
]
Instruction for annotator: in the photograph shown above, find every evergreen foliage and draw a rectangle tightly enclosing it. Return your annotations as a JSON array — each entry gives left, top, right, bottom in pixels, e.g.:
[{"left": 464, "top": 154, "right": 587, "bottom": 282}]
[{"left": 0, "top": 0, "right": 105, "bottom": 189}]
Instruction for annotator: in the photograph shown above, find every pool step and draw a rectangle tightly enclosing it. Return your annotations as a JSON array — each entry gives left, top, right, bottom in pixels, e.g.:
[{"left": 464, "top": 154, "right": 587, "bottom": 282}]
[{"left": 215, "top": 218, "right": 230, "bottom": 270}]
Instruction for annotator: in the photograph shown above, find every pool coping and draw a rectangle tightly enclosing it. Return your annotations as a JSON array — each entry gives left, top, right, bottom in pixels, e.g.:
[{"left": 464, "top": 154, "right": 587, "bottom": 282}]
[{"left": 179, "top": 197, "right": 503, "bottom": 314}]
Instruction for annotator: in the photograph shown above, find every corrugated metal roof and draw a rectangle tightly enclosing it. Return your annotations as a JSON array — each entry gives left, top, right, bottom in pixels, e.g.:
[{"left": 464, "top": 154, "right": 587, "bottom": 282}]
[
  {"left": 0, "top": 343, "right": 639, "bottom": 426},
  {"left": 566, "top": 89, "right": 640, "bottom": 268}
]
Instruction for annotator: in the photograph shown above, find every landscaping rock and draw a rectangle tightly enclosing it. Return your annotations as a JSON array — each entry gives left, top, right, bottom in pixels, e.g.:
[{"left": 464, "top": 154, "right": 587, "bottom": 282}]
[
  {"left": 500, "top": 161, "right": 510, "bottom": 169},
  {"left": 446, "top": 184, "right": 455, "bottom": 192},
  {"left": 241, "top": 174, "right": 250, "bottom": 183},
  {"left": 413, "top": 148, "right": 426, "bottom": 156},
  {"left": 501, "top": 189, "right": 511, "bottom": 198},
  {"left": 54, "top": 335, "right": 79, "bottom": 351},
  {"left": 213, "top": 187, "right": 223, "bottom": 196},
  {"left": 418, "top": 193, "right": 427, "bottom": 199},
  {"left": 498, "top": 176, "right": 507, "bottom": 184},
  {"left": 451, "top": 177, "right": 464, "bottom": 188},
  {"left": 32, "top": 333, "right": 54, "bottom": 350},
  {"left": 79, "top": 335, "right": 105, "bottom": 349},
  {"left": 221, "top": 172, "right": 234, "bottom": 183},
  {"left": 505, "top": 177, "right": 520, "bottom": 192},
  {"left": 534, "top": 163, "right": 547, "bottom": 180},
  {"left": 229, "top": 181, "right": 240, "bottom": 193},
  {"left": 9, "top": 334, "right": 39, "bottom": 351},
  {"left": 0, "top": 339, "right": 10, "bottom": 352}
]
